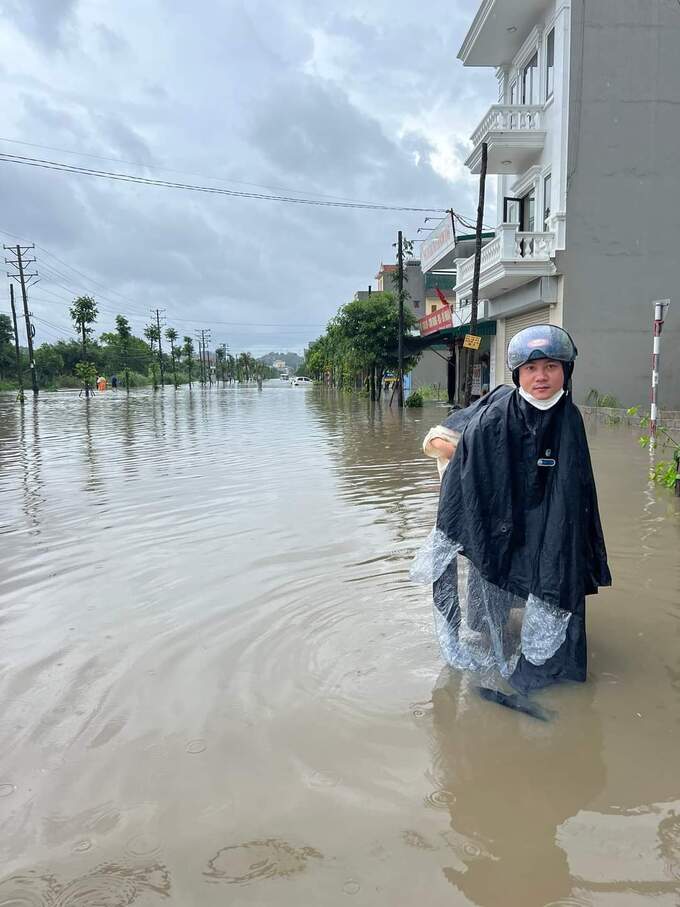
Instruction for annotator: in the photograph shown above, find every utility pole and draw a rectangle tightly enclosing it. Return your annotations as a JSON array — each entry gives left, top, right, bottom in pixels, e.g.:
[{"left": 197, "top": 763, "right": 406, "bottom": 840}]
[
  {"left": 4, "top": 244, "right": 38, "bottom": 396},
  {"left": 205, "top": 331, "right": 212, "bottom": 385},
  {"left": 9, "top": 284, "right": 24, "bottom": 403},
  {"left": 464, "top": 141, "right": 488, "bottom": 407},
  {"left": 195, "top": 329, "right": 211, "bottom": 385},
  {"left": 154, "top": 308, "right": 166, "bottom": 387},
  {"left": 397, "top": 230, "right": 405, "bottom": 408},
  {"left": 195, "top": 331, "right": 204, "bottom": 384}
]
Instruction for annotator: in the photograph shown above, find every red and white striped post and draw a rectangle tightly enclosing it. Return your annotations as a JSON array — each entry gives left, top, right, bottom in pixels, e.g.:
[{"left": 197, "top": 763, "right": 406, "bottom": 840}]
[{"left": 650, "top": 299, "right": 670, "bottom": 449}]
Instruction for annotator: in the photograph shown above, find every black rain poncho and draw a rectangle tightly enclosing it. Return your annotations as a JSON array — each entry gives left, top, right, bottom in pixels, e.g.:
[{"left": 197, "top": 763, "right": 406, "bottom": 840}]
[{"left": 411, "top": 386, "right": 611, "bottom": 692}]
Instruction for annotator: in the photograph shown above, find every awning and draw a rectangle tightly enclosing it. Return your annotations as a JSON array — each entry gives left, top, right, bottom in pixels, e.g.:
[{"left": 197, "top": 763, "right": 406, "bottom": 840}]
[{"left": 403, "top": 320, "right": 496, "bottom": 354}]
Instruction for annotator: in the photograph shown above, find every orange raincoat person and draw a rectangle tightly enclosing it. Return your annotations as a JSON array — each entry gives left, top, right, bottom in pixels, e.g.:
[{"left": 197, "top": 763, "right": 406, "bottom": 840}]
[{"left": 97, "top": 375, "right": 107, "bottom": 392}]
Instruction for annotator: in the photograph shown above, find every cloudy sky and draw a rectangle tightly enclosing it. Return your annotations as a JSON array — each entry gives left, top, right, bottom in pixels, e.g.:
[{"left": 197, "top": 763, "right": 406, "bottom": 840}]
[{"left": 0, "top": 0, "right": 496, "bottom": 356}]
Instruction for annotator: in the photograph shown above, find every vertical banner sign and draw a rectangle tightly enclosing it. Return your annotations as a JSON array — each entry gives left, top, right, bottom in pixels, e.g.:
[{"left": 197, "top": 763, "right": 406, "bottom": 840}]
[{"left": 472, "top": 364, "right": 482, "bottom": 395}]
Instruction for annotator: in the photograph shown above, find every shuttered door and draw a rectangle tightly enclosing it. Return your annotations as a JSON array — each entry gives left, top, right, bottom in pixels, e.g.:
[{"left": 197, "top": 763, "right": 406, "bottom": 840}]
[{"left": 503, "top": 307, "right": 552, "bottom": 385}]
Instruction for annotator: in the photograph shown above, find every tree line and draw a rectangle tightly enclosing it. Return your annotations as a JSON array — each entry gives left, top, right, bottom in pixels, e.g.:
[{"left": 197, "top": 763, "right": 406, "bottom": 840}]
[
  {"left": 299, "top": 291, "right": 421, "bottom": 401},
  {"left": 0, "top": 296, "right": 278, "bottom": 393}
]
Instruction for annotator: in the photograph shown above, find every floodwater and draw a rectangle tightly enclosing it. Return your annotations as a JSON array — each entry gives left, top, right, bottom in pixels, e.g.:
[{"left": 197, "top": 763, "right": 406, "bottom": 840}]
[{"left": 0, "top": 385, "right": 679, "bottom": 907}]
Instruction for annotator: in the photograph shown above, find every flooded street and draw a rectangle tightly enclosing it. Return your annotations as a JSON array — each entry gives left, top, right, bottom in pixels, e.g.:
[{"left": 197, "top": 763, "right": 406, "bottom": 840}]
[{"left": 1, "top": 385, "right": 679, "bottom": 906}]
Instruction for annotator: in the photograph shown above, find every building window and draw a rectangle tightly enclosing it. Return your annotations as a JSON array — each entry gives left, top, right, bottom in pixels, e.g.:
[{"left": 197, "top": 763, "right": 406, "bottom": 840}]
[
  {"left": 521, "top": 188, "right": 536, "bottom": 232},
  {"left": 543, "top": 173, "right": 552, "bottom": 230},
  {"left": 431, "top": 304, "right": 438, "bottom": 312},
  {"left": 504, "top": 197, "right": 521, "bottom": 224},
  {"left": 522, "top": 52, "right": 539, "bottom": 105},
  {"left": 414, "top": 300, "right": 420, "bottom": 309},
  {"left": 546, "top": 29, "right": 555, "bottom": 99}
]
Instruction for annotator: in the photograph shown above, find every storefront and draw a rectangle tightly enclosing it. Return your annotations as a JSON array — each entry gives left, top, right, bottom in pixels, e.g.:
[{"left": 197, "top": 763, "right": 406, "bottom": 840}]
[{"left": 405, "top": 307, "right": 497, "bottom": 403}]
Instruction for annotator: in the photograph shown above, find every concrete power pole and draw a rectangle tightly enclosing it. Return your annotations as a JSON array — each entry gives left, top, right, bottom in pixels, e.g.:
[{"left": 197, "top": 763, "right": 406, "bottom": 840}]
[
  {"left": 4, "top": 244, "right": 38, "bottom": 396},
  {"left": 464, "top": 142, "right": 488, "bottom": 407},
  {"left": 9, "top": 284, "right": 25, "bottom": 403}
]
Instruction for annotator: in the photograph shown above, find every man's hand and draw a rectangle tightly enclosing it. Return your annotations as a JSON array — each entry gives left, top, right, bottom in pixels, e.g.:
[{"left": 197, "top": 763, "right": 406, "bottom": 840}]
[{"left": 429, "top": 437, "right": 456, "bottom": 460}]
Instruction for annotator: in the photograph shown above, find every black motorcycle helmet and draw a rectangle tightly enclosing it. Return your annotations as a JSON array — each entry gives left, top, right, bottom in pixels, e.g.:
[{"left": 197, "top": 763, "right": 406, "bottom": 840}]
[{"left": 506, "top": 324, "right": 578, "bottom": 389}]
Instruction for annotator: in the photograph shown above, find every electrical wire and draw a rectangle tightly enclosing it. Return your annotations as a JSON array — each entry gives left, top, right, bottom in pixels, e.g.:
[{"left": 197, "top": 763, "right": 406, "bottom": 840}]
[
  {"left": 0, "top": 136, "right": 412, "bottom": 207},
  {"left": 0, "top": 152, "right": 448, "bottom": 213}
]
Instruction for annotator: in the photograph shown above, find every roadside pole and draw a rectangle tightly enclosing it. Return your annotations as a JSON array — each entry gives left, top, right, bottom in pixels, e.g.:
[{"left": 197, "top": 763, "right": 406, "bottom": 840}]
[
  {"left": 9, "top": 284, "right": 24, "bottom": 403},
  {"left": 463, "top": 141, "right": 487, "bottom": 407},
  {"left": 397, "top": 230, "right": 404, "bottom": 408},
  {"left": 649, "top": 299, "right": 670, "bottom": 449}
]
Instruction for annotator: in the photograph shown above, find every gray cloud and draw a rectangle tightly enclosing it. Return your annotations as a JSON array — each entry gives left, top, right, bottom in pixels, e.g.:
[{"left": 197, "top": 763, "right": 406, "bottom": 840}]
[
  {"left": 0, "top": 0, "right": 497, "bottom": 356},
  {"left": 1, "top": 0, "right": 77, "bottom": 48}
]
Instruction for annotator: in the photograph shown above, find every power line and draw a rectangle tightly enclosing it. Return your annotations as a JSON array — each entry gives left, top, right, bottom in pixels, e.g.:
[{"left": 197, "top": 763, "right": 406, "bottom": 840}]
[
  {"left": 0, "top": 136, "right": 410, "bottom": 207},
  {"left": 0, "top": 152, "right": 448, "bottom": 213}
]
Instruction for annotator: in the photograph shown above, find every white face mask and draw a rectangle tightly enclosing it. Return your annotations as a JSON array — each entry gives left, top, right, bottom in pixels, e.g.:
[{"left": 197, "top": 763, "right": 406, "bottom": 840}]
[{"left": 518, "top": 387, "right": 565, "bottom": 411}]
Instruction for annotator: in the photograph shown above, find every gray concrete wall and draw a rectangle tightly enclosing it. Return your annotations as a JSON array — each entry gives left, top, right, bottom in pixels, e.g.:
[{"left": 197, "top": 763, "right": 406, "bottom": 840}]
[
  {"left": 410, "top": 347, "right": 449, "bottom": 392},
  {"left": 562, "top": 0, "right": 680, "bottom": 408}
]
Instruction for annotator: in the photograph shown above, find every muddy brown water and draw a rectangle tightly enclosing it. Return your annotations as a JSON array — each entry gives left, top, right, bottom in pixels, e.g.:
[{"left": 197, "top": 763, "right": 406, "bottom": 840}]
[{"left": 0, "top": 385, "right": 679, "bottom": 907}]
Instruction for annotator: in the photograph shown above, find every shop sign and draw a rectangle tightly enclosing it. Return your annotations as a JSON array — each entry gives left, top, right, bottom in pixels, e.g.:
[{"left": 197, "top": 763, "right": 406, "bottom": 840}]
[
  {"left": 463, "top": 333, "right": 482, "bottom": 350},
  {"left": 419, "top": 305, "right": 453, "bottom": 337},
  {"left": 421, "top": 217, "right": 455, "bottom": 272}
]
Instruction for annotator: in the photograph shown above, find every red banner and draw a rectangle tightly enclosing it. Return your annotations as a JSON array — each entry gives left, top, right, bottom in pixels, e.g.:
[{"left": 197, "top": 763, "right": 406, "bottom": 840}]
[{"left": 419, "top": 304, "right": 453, "bottom": 336}]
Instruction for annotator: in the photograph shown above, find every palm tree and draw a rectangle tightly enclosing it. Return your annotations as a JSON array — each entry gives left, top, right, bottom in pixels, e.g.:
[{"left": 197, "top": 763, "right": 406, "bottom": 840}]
[
  {"left": 182, "top": 336, "right": 194, "bottom": 389},
  {"left": 226, "top": 353, "right": 236, "bottom": 384},
  {"left": 215, "top": 345, "right": 226, "bottom": 386},
  {"left": 165, "top": 326, "right": 179, "bottom": 388},
  {"left": 115, "top": 314, "right": 132, "bottom": 392},
  {"left": 70, "top": 295, "right": 98, "bottom": 397}
]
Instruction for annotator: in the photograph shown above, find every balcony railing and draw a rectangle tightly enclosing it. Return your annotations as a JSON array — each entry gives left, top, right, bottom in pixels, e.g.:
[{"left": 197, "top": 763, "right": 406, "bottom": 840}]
[
  {"left": 456, "top": 225, "right": 555, "bottom": 295},
  {"left": 470, "top": 105, "right": 544, "bottom": 147}
]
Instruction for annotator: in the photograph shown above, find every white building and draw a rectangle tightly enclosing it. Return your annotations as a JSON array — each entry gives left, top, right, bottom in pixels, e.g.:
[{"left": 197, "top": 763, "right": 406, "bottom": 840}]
[{"left": 453, "top": 0, "right": 680, "bottom": 406}]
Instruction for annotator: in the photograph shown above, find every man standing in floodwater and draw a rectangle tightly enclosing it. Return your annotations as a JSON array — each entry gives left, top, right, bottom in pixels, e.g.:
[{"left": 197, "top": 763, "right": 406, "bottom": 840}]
[{"left": 413, "top": 325, "right": 611, "bottom": 696}]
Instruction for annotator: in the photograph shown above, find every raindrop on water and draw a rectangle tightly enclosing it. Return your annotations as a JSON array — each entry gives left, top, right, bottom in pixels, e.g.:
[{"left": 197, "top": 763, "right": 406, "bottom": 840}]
[
  {"left": 186, "top": 738, "right": 207, "bottom": 754},
  {"left": 72, "top": 840, "right": 92, "bottom": 854},
  {"left": 125, "top": 833, "right": 161, "bottom": 858}
]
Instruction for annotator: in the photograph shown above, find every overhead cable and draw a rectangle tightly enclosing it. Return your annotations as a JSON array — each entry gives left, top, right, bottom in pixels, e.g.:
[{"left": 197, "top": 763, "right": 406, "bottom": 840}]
[{"left": 0, "top": 153, "right": 448, "bottom": 213}]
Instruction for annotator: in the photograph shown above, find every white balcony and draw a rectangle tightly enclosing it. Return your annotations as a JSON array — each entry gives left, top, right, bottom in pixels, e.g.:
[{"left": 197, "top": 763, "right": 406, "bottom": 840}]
[
  {"left": 455, "top": 224, "right": 556, "bottom": 301},
  {"left": 465, "top": 104, "right": 546, "bottom": 174}
]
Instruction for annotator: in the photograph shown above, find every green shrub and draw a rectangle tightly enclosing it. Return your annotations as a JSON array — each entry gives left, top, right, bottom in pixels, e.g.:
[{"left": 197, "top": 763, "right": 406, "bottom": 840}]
[
  {"left": 586, "top": 388, "right": 621, "bottom": 408},
  {"left": 418, "top": 384, "right": 446, "bottom": 401},
  {"left": 405, "top": 389, "right": 424, "bottom": 407}
]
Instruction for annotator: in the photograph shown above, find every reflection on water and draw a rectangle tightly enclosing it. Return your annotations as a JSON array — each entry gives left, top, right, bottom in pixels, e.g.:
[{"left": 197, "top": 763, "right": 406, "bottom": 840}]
[{"left": 0, "top": 386, "right": 679, "bottom": 906}]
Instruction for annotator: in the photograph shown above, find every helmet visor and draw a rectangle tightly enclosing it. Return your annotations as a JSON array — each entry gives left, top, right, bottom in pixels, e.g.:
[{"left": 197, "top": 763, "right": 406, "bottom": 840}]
[{"left": 507, "top": 324, "right": 577, "bottom": 372}]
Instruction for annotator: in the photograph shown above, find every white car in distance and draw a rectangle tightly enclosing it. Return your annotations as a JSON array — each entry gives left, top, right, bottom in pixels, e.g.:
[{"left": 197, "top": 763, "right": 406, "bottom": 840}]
[{"left": 290, "top": 376, "right": 312, "bottom": 386}]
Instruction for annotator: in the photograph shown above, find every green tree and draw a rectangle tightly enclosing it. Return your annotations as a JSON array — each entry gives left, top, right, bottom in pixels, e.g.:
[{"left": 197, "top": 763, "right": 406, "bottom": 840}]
[
  {"left": 115, "top": 315, "right": 132, "bottom": 391},
  {"left": 182, "top": 336, "right": 194, "bottom": 388},
  {"left": 74, "top": 360, "right": 97, "bottom": 396},
  {"left": 165, "top": 326, "right": 179, "bottom": 388},
  {"left": 144, "top": 324, "right": 160, "bottom": 390},
  {"left": 215, "top": 345, "right": 226, "bottom": 386},
  {"left": 69, "top": 296, "right": 98, "bottom": 396},
  {"left": 34, "top": 343, "right": 64, "bottom": 387},
  {"left": 0, "top": 313, "right": 14, "bottom": 381},
  {"left": 301, "top": 292, "right": 420, "bottom": 400}
]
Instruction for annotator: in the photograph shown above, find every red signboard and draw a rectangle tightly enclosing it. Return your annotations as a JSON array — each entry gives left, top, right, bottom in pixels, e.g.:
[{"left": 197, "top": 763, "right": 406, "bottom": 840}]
[{"left": 419, "top": 305, "right": 453, "bottom": 336}]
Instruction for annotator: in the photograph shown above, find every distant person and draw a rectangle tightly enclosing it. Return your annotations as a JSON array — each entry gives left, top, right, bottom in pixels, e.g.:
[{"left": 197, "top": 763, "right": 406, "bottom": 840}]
[
  {"left": 97, "top": 375, "right": 107, "bottom": 392},
  {"left": 110, "top": 374, "right": 118, "bottom": 390},
  {"left": 413, "top": 325, "right": 611, "bottom": 699}
]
